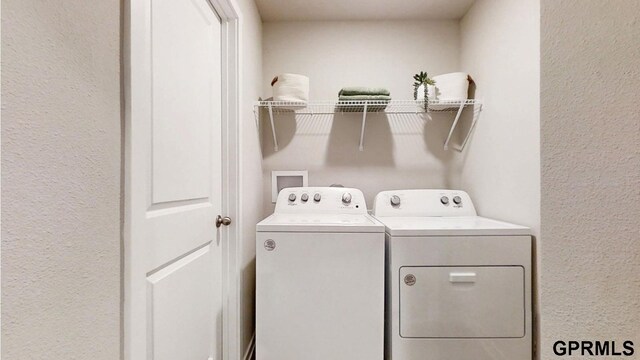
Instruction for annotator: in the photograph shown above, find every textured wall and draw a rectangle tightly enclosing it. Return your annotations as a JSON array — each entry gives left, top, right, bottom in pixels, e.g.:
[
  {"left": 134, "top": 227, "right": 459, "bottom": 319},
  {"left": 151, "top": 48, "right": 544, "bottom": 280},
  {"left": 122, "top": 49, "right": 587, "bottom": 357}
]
[
  {"left": 541, "top": 0, "right": 640, "bottom": 358},
  {"left": 1, "top": 0, "right": 121, "bottom": 359},
  {"left": 261, "top": 20, "right": 461, "bottom": 210},
  {"left": 237, "top": 0, "right": 264, "bottom": 354}
]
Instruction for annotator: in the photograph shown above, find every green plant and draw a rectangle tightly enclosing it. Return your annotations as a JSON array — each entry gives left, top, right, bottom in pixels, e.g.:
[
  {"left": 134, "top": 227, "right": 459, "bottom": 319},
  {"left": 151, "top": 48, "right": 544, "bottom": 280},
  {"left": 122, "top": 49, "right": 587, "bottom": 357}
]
[{"left": 413, "top": 71, "right": 436, "bottom": 109}]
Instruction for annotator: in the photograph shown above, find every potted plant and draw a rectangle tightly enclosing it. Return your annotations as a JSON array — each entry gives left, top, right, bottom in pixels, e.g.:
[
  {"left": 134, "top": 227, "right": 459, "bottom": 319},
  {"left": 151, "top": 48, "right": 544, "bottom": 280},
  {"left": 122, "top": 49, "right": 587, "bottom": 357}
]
[{"left": 413, "top": 71, "right": 436, "bottom": 110}]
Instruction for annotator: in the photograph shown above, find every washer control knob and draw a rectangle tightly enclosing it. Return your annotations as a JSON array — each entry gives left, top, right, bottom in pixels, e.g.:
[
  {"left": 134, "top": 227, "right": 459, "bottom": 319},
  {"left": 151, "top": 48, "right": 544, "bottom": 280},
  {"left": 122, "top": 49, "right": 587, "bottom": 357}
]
[
  {"left": 390, "top": 195, "right": 401, "bottom": 206},
  {"left": 313, "top": 193, "right": 322, "bottom": 202},
  {"left": 342, "top": 192, "right": 352, "bottom": 204},
  {"left": 301, "top": 193, "right": 309, "bottom": 202},
  {"left": 440, "top": 196, "right": 449, "bottom": 205},
  {"left": 453, "top": 196, "right": 462, "bottom": 205},
  {"left": 288, "top": 193, "right": 296, "bottom": 202}
]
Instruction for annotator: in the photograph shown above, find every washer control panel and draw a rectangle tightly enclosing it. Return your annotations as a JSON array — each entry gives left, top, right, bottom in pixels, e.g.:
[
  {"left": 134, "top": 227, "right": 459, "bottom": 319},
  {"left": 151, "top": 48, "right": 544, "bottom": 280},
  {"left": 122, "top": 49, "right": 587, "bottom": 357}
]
[
  {"left": 276, "top": 187, "right": 367, "bottom": 214},
  {"left": 372, "top": 189, "right": 477, "bottom": 217}
]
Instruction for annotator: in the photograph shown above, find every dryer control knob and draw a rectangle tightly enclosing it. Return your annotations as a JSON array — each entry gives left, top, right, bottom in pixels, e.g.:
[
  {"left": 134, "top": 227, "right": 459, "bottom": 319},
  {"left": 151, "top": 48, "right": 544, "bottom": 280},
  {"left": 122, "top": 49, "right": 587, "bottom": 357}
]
[
  {"left": 313, "top": 193, "right": 321, "bottom": 202},
  {"left": 301, "top": 193, "right": 309, "bottom": 202},
  {"left": 390, "top": 195, "right": 401, "bottom": 206},
  {"left": 288, "top": 193, "right": 296, "bottom": 202},
  {"left": 453, "top": 196, "right": 462, "bottom": 205},
  {"left": 342, "top": 193, "right": 352, "bottom": 204},
  {"left": 440, "top": 196, "right": 449, "bottom": 205}
]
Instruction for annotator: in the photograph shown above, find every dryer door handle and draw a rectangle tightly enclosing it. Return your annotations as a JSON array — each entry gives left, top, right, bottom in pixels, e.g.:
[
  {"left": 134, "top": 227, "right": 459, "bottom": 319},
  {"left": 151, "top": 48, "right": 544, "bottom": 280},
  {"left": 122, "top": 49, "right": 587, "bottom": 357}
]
[{"left": 449, "top": 272, "right": 477, "bottom": 283}]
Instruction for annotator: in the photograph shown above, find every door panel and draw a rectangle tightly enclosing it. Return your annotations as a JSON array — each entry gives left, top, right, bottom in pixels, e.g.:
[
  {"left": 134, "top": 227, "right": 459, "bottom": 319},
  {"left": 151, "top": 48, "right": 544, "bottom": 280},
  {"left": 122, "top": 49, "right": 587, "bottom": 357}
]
[
  {"left": 148, "top": 245, "right": 216, "bottom": 360},
  {"left": 151, "top": 0, "right": 219, "bottom": 203},
  {"left": 147, "top": 202, "right": 214, "bottom": 271},
  {"left": 126, "top": 0, "right": 224, "bottom": 358}
]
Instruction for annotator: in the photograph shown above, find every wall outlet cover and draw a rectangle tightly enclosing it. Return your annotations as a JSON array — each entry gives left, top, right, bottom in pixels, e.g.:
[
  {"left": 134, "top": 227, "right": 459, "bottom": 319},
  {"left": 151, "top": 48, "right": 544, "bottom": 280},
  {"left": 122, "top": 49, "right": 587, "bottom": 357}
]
[{"left": 272, "top": 171, "right": 308, "bottom": 203}]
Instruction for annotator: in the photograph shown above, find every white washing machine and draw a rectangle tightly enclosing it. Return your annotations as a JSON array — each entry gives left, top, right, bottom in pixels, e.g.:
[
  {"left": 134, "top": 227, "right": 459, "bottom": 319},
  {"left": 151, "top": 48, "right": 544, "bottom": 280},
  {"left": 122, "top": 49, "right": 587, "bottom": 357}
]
[
  {"left": 373, "top": 189, "right": 532, "bottom": 360},
  {"left": 256, "top": 187, "right": 385, "bottom": 360}
]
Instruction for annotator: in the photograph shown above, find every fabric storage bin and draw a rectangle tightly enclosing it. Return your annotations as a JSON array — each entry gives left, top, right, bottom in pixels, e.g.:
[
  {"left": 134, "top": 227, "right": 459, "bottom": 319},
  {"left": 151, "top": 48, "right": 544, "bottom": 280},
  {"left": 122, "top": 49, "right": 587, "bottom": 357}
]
[
  {"left": 271, "top": 73, "right": 309, "bottom": 103},
  {"left": 432, "top": 72, "right": 470, "bottom": 101},
  {"left": 429, "top": 72, "right": 473, "bottom": 111}
]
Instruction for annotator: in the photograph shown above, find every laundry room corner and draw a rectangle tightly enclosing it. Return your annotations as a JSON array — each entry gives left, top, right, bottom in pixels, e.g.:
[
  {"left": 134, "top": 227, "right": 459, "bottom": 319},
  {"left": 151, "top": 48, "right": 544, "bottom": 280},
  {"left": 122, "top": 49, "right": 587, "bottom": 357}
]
[{"left": 457, "top": 0, "right": 541, "bottom": 242}]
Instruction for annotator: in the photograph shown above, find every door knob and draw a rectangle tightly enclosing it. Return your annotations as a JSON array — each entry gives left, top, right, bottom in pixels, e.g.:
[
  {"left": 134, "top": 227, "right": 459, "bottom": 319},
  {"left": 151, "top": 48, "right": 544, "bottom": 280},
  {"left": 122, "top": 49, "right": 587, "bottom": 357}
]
[{"left": 216, "top": 215, "right": 232, "bottom": 228}]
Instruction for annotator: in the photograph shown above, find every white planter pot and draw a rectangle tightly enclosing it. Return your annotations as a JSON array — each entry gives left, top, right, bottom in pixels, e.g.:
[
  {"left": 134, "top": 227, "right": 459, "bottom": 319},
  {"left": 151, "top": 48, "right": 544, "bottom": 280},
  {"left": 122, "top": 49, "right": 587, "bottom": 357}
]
[
  {"left": 416, "top": 84, "right": 438, "bottom": 101},
  {"left": 416, "top": 84, "right": 426, "bottom": 101}
]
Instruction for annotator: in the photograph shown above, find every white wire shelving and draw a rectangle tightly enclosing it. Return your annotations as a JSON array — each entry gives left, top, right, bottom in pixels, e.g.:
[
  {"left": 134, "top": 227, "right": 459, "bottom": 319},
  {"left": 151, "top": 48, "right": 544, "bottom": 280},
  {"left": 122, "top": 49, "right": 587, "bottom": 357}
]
[{"left": 254, "top": 99, "right": 483, "bottom": 151}]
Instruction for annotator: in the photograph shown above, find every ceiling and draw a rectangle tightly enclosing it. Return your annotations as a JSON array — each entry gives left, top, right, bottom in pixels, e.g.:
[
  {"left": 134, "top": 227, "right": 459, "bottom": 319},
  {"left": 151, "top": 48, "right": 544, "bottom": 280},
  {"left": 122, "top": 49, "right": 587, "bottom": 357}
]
[{"left": 255, "top": 0, "right": 476, "bottom": 21}]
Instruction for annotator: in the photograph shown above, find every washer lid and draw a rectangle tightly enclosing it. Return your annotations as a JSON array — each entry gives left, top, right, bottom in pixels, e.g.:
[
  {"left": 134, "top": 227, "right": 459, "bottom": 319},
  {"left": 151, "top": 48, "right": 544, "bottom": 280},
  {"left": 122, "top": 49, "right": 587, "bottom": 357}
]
[
  {"left": 257, "top": 213, "right": 385, "bottom": 233},
  {"left": 376, "top": 216, "right": 531, "bottom": 236}
]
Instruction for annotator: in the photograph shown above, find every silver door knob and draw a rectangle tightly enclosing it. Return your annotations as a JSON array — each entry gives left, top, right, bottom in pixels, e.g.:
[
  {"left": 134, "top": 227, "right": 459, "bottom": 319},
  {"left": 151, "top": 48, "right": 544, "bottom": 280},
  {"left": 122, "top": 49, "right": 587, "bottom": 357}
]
[{"left": 216, "top": 215, "right": 232, "bottom": 228}]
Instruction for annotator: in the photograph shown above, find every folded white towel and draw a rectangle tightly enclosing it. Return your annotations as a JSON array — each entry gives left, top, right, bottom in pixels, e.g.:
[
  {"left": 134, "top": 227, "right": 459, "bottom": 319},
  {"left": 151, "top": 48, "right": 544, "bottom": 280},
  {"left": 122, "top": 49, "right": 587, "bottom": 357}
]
[{"left": 272, "top": 73, "right": 309, "bottom": 103}]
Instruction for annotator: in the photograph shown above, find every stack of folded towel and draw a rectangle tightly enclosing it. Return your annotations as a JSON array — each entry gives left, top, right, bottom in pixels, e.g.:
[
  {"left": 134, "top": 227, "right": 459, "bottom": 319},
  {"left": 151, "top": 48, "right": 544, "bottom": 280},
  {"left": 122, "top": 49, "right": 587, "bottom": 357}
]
[
  {"left": 338, "top": 87, "right": 391, "bottom": 101},
  {"left": 337, "top": 87, "right": 391, "bottom": 111}
]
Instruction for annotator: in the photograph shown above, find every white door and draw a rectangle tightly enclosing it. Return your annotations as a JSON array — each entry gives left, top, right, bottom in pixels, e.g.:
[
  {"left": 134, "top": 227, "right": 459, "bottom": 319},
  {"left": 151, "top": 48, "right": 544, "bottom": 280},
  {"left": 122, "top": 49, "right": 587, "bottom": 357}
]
[{"left": 125, "top": 0, "right": 226, "bottom": 359}]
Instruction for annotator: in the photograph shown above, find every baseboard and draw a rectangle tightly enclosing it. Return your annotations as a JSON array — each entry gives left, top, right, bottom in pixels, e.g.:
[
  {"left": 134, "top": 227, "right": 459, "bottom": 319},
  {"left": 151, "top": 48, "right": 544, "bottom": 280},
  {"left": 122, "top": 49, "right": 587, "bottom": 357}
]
[{"left": 243, "top": 333, "right": 256, "bottom": 360}]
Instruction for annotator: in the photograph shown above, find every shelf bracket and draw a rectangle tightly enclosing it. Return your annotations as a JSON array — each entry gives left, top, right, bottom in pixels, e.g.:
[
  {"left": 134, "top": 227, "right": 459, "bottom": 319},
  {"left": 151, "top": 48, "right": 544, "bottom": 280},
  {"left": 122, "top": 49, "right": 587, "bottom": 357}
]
[
  {"left": 267, "top": 102, "right": 279, "bottom": 151},
  {"left": 443, "top": 101, "right": 466, "bottom": 150},
  {"left": 458, "top": 103, "right": 482, "bottom": 151},
  {"left": 358, "top": 102, "right": 368, "bottom": 151}
]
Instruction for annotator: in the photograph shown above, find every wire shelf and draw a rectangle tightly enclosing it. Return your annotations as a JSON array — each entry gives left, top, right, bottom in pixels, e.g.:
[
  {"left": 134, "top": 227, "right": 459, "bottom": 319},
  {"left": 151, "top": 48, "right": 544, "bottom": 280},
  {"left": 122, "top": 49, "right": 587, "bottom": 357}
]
[
  {"left": 254, "top": 99, "right": 481, "bottom": 114},
  {"left": 254, "top": 99, "right": 483, "bottom": 152}
]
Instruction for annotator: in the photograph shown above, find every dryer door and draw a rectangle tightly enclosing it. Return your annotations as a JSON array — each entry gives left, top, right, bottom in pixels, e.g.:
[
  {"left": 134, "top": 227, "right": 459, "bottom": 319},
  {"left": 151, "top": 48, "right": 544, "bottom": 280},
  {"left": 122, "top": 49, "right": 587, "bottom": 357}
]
[{"left": 399, "top": 266, "right": 525, "bottom": 338}]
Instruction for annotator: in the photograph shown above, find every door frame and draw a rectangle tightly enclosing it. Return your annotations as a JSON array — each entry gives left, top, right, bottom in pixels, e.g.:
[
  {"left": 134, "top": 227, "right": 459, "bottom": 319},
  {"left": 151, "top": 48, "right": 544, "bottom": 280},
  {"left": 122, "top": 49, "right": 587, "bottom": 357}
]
[
  {"left": 209, "top": 2, "right": 242, "bottom": 360},
  {"left": 122, "top": 0, "right": 241, "bottom": 359}
]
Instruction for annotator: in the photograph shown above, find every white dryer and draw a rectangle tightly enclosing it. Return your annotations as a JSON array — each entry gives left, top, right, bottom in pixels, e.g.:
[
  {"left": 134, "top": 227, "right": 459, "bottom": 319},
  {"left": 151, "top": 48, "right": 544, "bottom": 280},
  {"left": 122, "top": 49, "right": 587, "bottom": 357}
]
[
  {"left": 373, "top": 189, "right": 532, "bottom": 360},
  {"left": 256, "top": 187, "right": 385, "bottom": 360}
]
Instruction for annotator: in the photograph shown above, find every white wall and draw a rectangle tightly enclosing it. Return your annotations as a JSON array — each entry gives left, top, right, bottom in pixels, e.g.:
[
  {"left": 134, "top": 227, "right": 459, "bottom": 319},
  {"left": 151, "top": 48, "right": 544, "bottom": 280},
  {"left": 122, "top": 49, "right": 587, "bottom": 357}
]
[
  {"left": 458, "top": 0, "right": 540, "bottom": 236},
  {"left": 540, "top": 1, "right": 640, "bottom": 358},
  {"left": 237, "top": 0, "right": 264, "bottom": 355},
  {"left": 1, "top": 0, "right": 122, "bottom": 358},
  {"left": 261, "top": 20, "right": 461, "bottom": 210}
]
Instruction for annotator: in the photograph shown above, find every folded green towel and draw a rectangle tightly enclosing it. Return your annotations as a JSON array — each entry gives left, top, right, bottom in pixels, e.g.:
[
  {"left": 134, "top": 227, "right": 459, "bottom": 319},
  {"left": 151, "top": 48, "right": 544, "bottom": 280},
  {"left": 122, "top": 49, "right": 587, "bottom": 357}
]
[
  {"left": 338, "top": 95, "right": 391, "bottom": 101},
  {"left": 336, "top": 95, "right": 390, "bottom": 112},
  {"left": 338, "top": 87, "right": 391, "bottom": 97}
]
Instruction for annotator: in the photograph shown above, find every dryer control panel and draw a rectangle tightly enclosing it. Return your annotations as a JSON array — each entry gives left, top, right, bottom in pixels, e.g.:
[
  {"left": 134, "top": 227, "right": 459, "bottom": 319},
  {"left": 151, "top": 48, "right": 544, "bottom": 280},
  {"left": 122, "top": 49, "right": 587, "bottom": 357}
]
[
  {"left": 373, "top": 189, "right": 477, "bottom": 217},
  {"left": 275, "top": 187, "right": 367, "bottom": 214}
]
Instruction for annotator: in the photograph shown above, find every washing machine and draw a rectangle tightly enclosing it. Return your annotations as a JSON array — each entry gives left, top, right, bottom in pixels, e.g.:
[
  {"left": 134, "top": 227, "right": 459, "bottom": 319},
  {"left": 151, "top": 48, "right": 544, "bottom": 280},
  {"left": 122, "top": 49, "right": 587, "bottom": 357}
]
[
  {"left": 373, "top": 189, "right": 532, "bottom": 360},
  {"left": 256, "top": 187, "right": 385, "bottom": 360}
]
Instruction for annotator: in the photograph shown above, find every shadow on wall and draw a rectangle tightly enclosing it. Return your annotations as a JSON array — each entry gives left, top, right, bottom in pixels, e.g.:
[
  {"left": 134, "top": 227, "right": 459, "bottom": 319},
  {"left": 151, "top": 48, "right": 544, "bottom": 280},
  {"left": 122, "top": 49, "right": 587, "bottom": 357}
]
[
  {"left": 259, "top": 110, "right": 297, "bottom": 157},
  {"left": 242, "top": 257, "right": 256, "bottom": 349},
  {"left": 326, "top": 112, "right": 394, "bottom": 166},
  {"left": 423, "top": 112, "right": 457, "bottom": 188},
  {"left": 452, "top": 80, "right": 480, "bottom": 165},
  {"left": 258, "top": 107, "right": 471, "bottom": 192},
  {"left": 423, "top": 113, "right": 456, "bottom": 162},
  {"left": 258, "top": 110, "right": 395, "bottom": 164}
]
